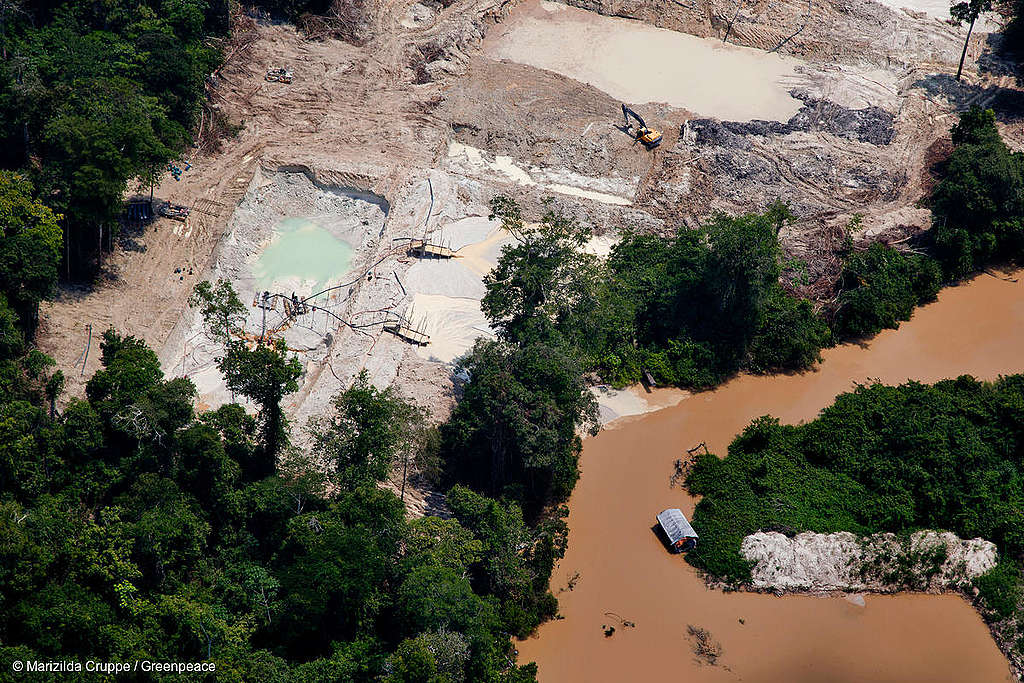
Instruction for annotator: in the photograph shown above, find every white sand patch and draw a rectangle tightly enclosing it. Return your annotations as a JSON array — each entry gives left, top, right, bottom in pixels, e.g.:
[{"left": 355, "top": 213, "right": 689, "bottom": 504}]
[
  {"left": 432, "top": 216, "right": 502, "bottom": 251},
  {"left": 530, "top": 165, "right": 638, "bottom": 199},
  {"left": 583, "top": 234, "right": 619, "bottom": 258},
  {"left": 404, "top": 259, "right": 487, "bottom": 299},
  {"left": 400, "top": 216, "right": 517, "bottom": 365},
  {"left": 547, "top": 184, "right": 632, "bottom": 205},
  {"left": 742, "top": 530, "right": 998, "bottom": 592},
  {"left": 591, "top": 384, "right": 689, "bottom": 424},
  {"left": 485, "top": 1, "right": 803, "bottom": 121},
  {"left": 410, "top": 293, "right": 496, "bottom": 364},
  {"left": 492, "top": 154, "right": 535, "bottom": 185},
  {"left": 447, "top": 142, "right": 634, "bottom": 205},
  {"left": 455, "top": 224, "right": 520, "bottom": 276}
]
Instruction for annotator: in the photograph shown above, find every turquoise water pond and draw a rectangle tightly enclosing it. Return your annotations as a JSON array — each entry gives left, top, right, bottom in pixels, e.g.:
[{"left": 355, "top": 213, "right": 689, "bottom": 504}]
[{"left": 253, "top": 217, "right": 354, "bottom": 295}]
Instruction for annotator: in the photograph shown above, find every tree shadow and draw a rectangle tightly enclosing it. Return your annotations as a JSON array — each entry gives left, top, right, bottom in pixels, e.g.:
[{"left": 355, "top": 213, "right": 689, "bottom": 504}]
[
  {"left": 421, "top": 489, "right": 452, "bottom": 518},
  {"left": 977, "top": 31, "right": 1023, "bottom": 82},
  {"left": 911, "top": 73, "right": 1024, "bottom": 121}
]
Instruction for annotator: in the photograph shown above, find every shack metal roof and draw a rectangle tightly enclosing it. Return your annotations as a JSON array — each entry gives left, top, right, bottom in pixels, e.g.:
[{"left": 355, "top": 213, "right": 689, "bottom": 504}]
[{"left": 657, "top": 508, "right": 698, "bottom": 543}]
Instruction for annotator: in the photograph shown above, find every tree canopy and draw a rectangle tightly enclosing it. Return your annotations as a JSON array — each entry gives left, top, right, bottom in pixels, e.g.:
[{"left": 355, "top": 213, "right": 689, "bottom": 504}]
[
  {"left": 932, "top": 107, "right": 1024, "bottom": 278},
  {"left": 440, "top": 339, "right": 598, "bottom": 517},
  {"left": 0, "top": 327, "right": 545, "bottom": 681},
  {"left": 0, "top": 0, "right": 225, "bottom": 278},
  {"left": 484, "top": 197, "right": 833, "bottom": 389}
]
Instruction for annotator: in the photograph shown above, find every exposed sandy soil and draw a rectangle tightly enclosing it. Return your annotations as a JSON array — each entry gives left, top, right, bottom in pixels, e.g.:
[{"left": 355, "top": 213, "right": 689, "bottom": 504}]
[{"left": 742, "top": 530, "right": 998, "bottom": 592}]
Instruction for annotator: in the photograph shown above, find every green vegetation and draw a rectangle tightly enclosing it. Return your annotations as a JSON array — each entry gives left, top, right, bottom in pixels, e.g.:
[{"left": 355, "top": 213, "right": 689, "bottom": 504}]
[
  {"left": 0, "top": 0, "right": 228, "bottom": 278},
  {"left": 484, "top": 197, "right": 832, "bottom": 390},
  {"left": 0, "top": 201, "right": 546, "bottom": 683},
  {"left": 440, "top": 339, "right": 599, "bottom": 517},
  {"left": 686, "top": 375, "right": 1024, "bottom": 593},
  {"left": 747, "top": 285, "right": 833, "bottom": 372},
  {"left": 830, "top": 107, "right": 1024, "bottom": 338},
  {"left": 478, "top": 109, "right": 1022, "bottom": 373},
  {"left": 931, "top": 107, "right": 1024, "bottom": 278},
  {"left": 976, "top": 561, "right": 1020, "bottom": 618},
  {"left": 833, "top": 243, "right": 941, "bottom": 338},
  {"left": 0, "top": 2, "right": 1020, "bottom": 676},
  {"left": 0, "top": 331, "right": 544, "bottom": 680}
]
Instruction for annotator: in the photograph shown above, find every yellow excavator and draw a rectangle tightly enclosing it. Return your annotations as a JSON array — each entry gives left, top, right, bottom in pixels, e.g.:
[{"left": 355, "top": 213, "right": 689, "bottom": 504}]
[{"left": 621, "top": 104, "right": 662, "bottom": 149}]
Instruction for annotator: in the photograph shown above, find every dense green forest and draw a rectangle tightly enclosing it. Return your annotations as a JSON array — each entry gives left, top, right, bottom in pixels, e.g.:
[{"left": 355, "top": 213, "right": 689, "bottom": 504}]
[
  {"left": 931, "top": 107, "right": 1024, "bottom": 277},
  {"left": 0, "top": 0, "right": 1022, "bottom": 677},
  {"left": 0, "top": 36, "right": 573, "bottom": 670},
  {"left": 0, "top": 318, "right": 556, "bottom": 678},
  {"left": 482, "top": 197, "right": 834, "bottom": 389},
  {"left": 0, "top": 173, "right": 567, "bottom": 678},
  {"left": 0, "top": 0, "right": 365, "bottom": 282},
  {"left": 0, "top": 0, "right": 230, "bottom": 280}
]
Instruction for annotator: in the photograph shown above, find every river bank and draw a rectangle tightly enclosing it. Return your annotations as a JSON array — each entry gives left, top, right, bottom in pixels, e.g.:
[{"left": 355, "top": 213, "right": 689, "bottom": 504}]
[
  {"left": 729, "top": 529, "right": 1020, "bottom": 680},
  {"left": 518, "top": 268, "right": 1024, "bottom": 682}
]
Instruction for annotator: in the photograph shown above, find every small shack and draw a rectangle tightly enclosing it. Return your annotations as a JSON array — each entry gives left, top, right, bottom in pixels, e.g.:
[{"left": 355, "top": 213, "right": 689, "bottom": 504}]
[{"left": 656, "top": 508, "right": 698, "bottom": 553}]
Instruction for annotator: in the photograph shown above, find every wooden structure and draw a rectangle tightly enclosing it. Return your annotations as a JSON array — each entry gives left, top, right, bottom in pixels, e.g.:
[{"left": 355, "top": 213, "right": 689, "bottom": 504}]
[
  {"left": 656, "top": 508, "right": 698, "bottom": 553},
  {"left": 407, "top": 239, "right": 454, "bottom": 259},
  {"left": 383, "top": 321, "right": 429, "bottom": 345}
]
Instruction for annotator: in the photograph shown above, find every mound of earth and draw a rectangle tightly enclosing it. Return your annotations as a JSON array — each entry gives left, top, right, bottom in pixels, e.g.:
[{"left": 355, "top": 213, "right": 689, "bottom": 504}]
[{"left": 741, "top": 530, "right": 998, "bottom": 593}]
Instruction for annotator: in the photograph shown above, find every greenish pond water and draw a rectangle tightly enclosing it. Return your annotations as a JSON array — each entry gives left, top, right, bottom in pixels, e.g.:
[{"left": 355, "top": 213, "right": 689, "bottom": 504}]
[{"left": 253, "top": 217, "right": 354, "bottom": 294}]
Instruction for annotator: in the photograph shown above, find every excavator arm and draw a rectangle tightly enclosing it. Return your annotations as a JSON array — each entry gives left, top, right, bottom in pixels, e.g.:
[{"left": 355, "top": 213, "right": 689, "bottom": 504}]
[
  {"left": 620, "top": 104, "right": 662, "bottom": 149},
  {"left": 622, "top": 104, "right": 647, "bottom": 130}
]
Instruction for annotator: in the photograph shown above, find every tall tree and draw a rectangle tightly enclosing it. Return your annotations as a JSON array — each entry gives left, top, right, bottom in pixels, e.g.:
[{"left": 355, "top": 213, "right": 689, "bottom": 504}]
[
  {"left": 190, "top": 279, "right": 249, "bottom": 367},
  {"left": 218, "top": 338, "right": 301, "bottom": 474},
  {"left": 950, "top": 0, "right": 993, "bottom": 80},
  {"left": 306, "top": 370, "right": 425, "bottom": 492},
  {"left": 931, "top": 107, "right": 1024, "bottom": 276},
  {"left": 0, "top": 171, "right": 62, "bottom": 334},
  {"left": 440, "top": 340, "right": 599, "bottom": 515},
  {"left": 483, "top": 195, "right": 598, "bottom": 344}
]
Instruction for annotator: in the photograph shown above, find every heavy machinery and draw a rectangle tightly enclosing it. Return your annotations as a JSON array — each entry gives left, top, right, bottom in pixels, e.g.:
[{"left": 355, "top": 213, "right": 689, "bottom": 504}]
[
  {"left": 157, "top": 201, "right": 190, "bottom": 221},
  {"left": 265, "top": 67, "right": 293, "bottom": 84},
  {"left": 621, "top": 104, "right": 662, "bottom": 149}
]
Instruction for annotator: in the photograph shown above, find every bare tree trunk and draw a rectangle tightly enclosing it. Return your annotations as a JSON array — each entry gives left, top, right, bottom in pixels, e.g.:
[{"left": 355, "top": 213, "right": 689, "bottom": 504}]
[
  {"left": 723, "top": 1, "right": 742, "bottom": 44},
  {"left": 400, "top": 451, "right": 408, "bottom": 503},
  {"left": 956, "top": 17, "right": 975, "bottom": 81}
]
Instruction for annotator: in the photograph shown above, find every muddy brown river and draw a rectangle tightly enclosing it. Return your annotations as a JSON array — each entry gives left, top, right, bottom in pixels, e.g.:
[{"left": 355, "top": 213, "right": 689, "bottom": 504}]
[{"left": 518, "top": 271, "right": 1024, "bottom": 682}]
